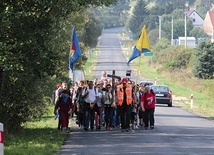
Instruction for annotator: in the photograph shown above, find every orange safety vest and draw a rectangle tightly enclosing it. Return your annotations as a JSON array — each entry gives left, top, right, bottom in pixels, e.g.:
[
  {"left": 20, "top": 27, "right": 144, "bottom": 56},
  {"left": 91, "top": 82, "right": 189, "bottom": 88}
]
[{"left": 116, "top": 83, "right": 133, "bottom": 106}]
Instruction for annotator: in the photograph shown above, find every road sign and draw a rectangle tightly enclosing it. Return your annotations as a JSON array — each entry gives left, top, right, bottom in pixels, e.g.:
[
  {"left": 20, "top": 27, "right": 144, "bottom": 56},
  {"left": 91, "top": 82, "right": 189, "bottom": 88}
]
[{"left": 144, "top": 52, "right": 153, "bottom": 56}]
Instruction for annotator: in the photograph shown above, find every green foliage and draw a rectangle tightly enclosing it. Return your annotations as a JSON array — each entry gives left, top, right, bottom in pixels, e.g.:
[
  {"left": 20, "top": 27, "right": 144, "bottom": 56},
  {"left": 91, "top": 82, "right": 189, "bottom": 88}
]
[
  {"left": 153, "top": 46, "right": 194, "bottom": 71},
  {"left": 92, "top": 0, "right": 130, "bottom": 28},
  {"left": 128, "top": 0, "right": 149, "bottom": 38},
  {"left": 193, "top": 42, "right": 214, "bottom": 79},
  {"left": 190, "top": 27, "right": 208, "bottom": 39},
  {"left": 172, "top": 9, "right": 185, "bottom": 20},
  {"left": 149, "top": 1, "right": 174, "bottom": 15},
  {"left": 151, "top": 38, "right": 170, "bottom": 65},
  {"left": 148, "top": 29, "right": 159, "bottom": 45},
  {"left": 195, "top": 0, "right": 213, "bottom": 18},
  {"left": 152, "top": 38, "right": 170, "bottom": 52},
  {"left": 82, "top": 12, "right": 102, "bottom": 47},
  {"left": 0, "top": 0, "right": 117, "bottom": 134},
  {"left": 161, "top": 13, "right": 193, "bottom": 40},
  {"left": 143, "top": 15, "right": 159, "bottom": 30},
  {"left": 152, "top": 0, "right": 194, "bottom": 9}
]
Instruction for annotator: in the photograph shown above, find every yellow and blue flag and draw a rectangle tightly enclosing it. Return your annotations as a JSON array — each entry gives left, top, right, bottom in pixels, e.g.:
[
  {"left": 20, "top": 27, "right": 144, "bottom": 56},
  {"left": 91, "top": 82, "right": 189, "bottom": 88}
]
[
  {"left": 69, "top": 26, "right": 82, "bottom": 72},
  {"left": 127, "top": 25, "right": 151, "bottom": 65}
]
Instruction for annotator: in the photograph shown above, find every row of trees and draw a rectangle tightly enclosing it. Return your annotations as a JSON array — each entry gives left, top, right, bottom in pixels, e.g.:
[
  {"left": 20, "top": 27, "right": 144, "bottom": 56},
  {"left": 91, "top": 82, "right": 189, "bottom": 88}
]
[{"left": 0, "top": 0, "right": 118, "bottom": 133}]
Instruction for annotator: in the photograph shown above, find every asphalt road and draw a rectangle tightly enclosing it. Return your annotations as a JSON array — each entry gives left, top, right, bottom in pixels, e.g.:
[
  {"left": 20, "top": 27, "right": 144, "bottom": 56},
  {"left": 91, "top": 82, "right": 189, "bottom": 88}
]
[
  {"left": 93, "top": 27, "right": 138, "bottom": 80},
  {"left": 56, "top": 27, "right": 214, "bottom": 155}
]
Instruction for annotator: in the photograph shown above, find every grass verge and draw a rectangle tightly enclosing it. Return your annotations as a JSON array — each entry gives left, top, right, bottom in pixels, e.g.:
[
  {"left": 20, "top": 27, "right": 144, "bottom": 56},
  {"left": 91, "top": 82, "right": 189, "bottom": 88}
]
[
  {"left": 4, "top": 108, "right": 67, "bottom": 155},
  {"left": 84, "top": 48, "right": 99, "bottom": 80}
]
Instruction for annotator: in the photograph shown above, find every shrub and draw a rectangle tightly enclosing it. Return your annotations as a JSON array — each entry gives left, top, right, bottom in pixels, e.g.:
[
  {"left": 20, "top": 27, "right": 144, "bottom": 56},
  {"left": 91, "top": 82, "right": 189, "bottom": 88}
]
[
  {"left": 153, "top": 46, "right": 194, "bottom": 71},
  {"left": 193, "top": 42, "right": 214, "bottom": 79}
]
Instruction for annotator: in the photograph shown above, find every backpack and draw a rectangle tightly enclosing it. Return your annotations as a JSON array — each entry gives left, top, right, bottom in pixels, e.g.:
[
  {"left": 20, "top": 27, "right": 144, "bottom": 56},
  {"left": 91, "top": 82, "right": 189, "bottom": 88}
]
[
  {"left": 100, "top": 91, "right": 105, "bottom": 104},
  {"left": 83, "top": 87, "right": 97, "bottom": 96},
  {"left": 76, "top": 93, "right": 85, "bottom": 112},
  {"left": 136, "top": 91, "right": 142, "bottom": 105},
  {"left": 103, "top": 92, "right": 113, "bottom": 105}
]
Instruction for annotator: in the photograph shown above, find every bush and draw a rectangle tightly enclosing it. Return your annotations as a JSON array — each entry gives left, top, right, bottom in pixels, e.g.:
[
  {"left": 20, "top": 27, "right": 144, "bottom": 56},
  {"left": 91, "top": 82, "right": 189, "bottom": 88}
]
[
  {"left": 193, "top": 42, "right": 214, "bottom": 79},
  {"left": 153, "top": 45, "right": 194, "bottom": 71}
]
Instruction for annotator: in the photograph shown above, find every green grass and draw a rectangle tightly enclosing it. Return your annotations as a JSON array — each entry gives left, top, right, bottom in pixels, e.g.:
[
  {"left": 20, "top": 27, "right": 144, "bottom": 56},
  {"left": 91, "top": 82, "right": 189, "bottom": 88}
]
[
  {"left": 84, "top": 48, "right": 99, "bottom": 80},
  {"left": 4, "top": 109, "right": 67, "bottom": 155}
]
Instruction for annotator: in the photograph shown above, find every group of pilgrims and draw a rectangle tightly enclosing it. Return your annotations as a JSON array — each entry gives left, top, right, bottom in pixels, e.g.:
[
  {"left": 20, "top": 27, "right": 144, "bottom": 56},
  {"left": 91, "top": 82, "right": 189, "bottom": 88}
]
[{"left": 53, "top": 71, "right": 156, "bottom": 133}]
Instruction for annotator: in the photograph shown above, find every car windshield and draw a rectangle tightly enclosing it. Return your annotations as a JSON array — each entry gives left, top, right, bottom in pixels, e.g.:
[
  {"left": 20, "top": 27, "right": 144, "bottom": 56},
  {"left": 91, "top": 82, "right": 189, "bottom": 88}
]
[
  {"left": 152, "top": 86, "right": 169, "bottom": 92},
  {"left": 139, "top": 81, "right": 154, "bottom": 85}
]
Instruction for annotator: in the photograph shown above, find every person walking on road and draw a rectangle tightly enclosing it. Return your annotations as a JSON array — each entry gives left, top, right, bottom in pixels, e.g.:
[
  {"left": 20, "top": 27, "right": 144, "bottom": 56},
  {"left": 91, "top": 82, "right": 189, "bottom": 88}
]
[
  {"left": 52, "top": 83, "right": 62, "bottom": 129},
  {"left": 140, "top": 84, "right": 156, "bottom": 129},
  {"left": 54, "top": 89, "right": 73, "bottom": 132},
  {"left": 103, "top": 84, "right": 115, "bottom": 131},
  {"left": 116, "top": 78, "right": 134, "bottom": 132},
  {"left": 82, "top": 81, "right": 99, "bottom": 131},
  {"left": 94, "top": 84, "right": 104, "bottom": 131},
  {"left": 74, "top": 87, "right": 84, "bottom": 129}
]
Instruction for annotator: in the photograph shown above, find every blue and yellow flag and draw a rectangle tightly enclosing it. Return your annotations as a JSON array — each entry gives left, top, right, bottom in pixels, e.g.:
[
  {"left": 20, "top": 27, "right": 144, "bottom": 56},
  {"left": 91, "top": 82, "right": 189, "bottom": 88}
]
[
  {"left": 127, "top": 25, "right": 151, "bottom": 65},
  {"left": 69, "top": 26, "right": 82, "bottom": 72}
]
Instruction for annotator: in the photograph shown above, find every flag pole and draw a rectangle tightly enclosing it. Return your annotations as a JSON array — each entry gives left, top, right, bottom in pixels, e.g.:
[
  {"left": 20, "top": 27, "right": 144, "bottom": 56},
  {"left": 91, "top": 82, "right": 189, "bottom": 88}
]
[
  {"left": 136, "top": 54, "right": 141, "bottom": 85},
  {"left": 80, "top": 56, "right": 86, "bottom": 80},
  {"left": 70, "top": 25, "right": 74, "bottom": 82}
]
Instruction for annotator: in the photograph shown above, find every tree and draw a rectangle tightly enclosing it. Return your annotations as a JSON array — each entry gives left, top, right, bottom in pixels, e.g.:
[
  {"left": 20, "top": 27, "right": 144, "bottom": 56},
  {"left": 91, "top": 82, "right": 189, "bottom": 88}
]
[
  {"left": 128, "top": 0, "right": 149, "bottom": 38},
  {"left": 161, "top": 13, "right": 193, "bottom": 40},
  {"left": 149, "top": 1, "right": 173, "bottom": 15},
  {"left": 0, "top": 0, "right": 117, "bottom": 133},
  {"left": 190, "top": 27, "right": 208, "bottom": 40},
  {"left": 93, "top": 0, "right": 130, "bottom": 28},
  {"left": 150, "top": 0, "right": 188, "bottom": 15},
  {"left": 196, "top": 0, "right": 213, "bottom": 18},
  {"left": 148, "top": 29, "right": 167, "bottom": 45},
  {"left": 193, "top": 42, "right": 214, "bottom": 79}
]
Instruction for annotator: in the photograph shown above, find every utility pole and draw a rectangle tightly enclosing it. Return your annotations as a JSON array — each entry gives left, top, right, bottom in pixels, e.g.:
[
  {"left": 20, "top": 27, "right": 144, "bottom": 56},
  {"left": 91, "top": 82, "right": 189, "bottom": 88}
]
[
  {"left": 185, "top": 1, "right": 189, "bottom": 48},
  {"left": 185, "top": 13, "right": 187, "bottom": 48},
  {"left": 159, "top": 16, "right": 162, "bottom": 39},
  {"left": 171, "top": 16, "right": 174, "bottom": 45}
]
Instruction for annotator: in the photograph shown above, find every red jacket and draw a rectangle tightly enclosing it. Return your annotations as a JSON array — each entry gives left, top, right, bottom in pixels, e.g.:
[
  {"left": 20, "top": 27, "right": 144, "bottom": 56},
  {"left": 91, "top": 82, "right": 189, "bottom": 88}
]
[{"left": 55, "top": 97, "right": 73, "bottom": 113}]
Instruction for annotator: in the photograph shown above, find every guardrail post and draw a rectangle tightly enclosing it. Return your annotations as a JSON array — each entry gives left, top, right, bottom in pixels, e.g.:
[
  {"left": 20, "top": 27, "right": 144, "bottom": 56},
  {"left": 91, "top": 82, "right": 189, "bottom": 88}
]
[{"left": 0, "top": 123, "right": 4, "bottom": 155}]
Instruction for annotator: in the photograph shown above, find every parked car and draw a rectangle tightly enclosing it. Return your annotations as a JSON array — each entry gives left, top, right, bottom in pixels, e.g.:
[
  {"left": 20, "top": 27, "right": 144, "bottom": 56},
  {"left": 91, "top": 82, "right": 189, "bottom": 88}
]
[
  {"left": 150, "top": 85, "right": 172, "bottom": 107},
  {"left": 139, "top": 81, "right": 154, "bottom": 86}
]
